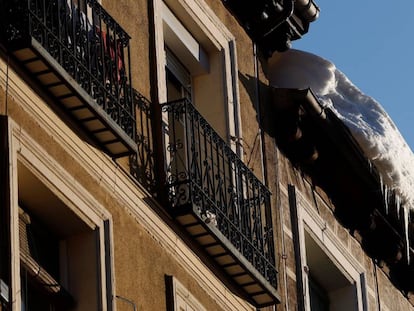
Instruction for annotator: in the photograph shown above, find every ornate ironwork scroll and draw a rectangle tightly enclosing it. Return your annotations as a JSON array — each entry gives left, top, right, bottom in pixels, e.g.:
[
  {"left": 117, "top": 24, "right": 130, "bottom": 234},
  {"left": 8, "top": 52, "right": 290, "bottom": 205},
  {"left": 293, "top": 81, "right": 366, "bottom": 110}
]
[
  {"left": 129, "top": 90, "right": 156, "bottom": 192},
  {"left": 162, "top": 99, "right": 277, "bottom": 287}
]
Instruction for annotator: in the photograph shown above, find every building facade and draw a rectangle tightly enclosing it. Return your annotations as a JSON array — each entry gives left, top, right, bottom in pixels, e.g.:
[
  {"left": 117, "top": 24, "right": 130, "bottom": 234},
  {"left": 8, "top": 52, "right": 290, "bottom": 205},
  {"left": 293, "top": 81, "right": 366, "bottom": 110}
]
[{"left": 0, "top": 0, "right": 413, "bottom": 310}]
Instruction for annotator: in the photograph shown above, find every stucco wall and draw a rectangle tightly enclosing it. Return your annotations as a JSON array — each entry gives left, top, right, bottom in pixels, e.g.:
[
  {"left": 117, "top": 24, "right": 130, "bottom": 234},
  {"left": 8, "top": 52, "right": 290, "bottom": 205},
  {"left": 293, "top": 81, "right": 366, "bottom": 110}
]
[
  {"left": 274, "top": 151, "right": 414, "bottom": 311},
  {"left": 104, "top": 0, "right": 270, "bottom": 185},
  {"left": 4, "top": 1, "right": 410, "bottom": 310},
  {"left": 0, "top": 55, "right": 255, "bottom": 310},
  {"left": 0, "top": 0, "right": 278, "bottom": 309}
]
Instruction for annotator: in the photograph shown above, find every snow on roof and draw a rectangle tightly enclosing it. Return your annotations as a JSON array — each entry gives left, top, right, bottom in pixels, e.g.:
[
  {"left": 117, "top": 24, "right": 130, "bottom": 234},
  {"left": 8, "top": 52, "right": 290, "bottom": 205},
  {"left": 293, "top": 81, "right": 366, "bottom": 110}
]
[{"left": 267, "top": 49, "right": 414, "bottom": 216}]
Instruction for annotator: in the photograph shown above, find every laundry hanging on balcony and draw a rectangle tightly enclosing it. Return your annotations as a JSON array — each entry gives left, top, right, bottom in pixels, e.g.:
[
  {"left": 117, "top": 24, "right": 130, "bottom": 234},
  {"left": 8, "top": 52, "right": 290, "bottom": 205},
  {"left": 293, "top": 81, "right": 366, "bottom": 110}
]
[
  {"left": 95, "top": 28, "right": 125, "bottom": 82},
  {"left": 58, "top": 0, "right": 124, "bottom": 79}
]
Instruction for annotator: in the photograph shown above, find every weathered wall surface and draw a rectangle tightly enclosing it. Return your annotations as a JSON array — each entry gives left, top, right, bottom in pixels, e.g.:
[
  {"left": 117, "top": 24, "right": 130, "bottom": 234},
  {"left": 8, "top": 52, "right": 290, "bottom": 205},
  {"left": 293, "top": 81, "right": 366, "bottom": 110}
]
[
  {"left": 0, "top": 55, "right": 255, "bottom": 310},
  {"left": 104, "top": 0, "right": 270, "bottom": 187},
  {"left": 0, "top": 0, "right": 274, "bottom": 309},
  {"left": 274, "top": 151, "right": 414, "bottom": 311},
  {"left": 4, "top": 0, "right": 411, "bottom": 310}
]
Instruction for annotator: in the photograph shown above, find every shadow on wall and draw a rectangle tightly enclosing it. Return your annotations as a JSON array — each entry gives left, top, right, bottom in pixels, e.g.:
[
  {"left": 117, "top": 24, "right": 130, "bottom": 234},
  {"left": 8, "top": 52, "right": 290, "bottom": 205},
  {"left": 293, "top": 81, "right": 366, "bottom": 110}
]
[
  {"left": 239, "top": 60, "right": 414, "bottom": 296},
  {"left": 238, "top": 70, "right": 311, "bottom": 165},
  {"left": 238, "top": 71, "right": 277, "bottom": 139}
]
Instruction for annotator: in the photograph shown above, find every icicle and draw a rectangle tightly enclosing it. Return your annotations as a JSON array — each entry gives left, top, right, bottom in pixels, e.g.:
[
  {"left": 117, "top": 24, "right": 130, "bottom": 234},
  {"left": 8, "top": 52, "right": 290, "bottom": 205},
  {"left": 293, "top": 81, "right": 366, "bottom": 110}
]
[
  {"left": 379, "top": 175, "right": 389, "bottom": 214},
  {"left": 396, "top": 195, "right": 401, "bottom": 219},
  {"left": 379, "top": 174, "right": 383, "bottom": 196},
  {"left": 268, "top": 49, "right": 414, "bottom": 229},
  {"left": 368, "top": 160, "right": 372, "bottom": 173},
  {"left": 384, "top": 184, "right": 389, "bottom": 215},
  {"left": 403, "top": 206, "right": 410, "bottom": 264}
]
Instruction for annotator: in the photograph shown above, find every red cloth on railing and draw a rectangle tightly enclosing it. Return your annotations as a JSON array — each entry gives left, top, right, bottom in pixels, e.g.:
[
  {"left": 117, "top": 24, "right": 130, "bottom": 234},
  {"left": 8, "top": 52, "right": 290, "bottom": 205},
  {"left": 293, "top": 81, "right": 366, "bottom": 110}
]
[{"left": 96, "top": 27, "right": 125, "bottom": 82}]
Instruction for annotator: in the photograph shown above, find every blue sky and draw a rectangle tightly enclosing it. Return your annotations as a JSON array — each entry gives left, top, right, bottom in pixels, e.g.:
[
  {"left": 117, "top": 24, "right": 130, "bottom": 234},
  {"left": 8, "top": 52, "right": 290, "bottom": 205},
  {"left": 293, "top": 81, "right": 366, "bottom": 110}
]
[{"left": 292, "top": 0, "right": 414, "bottom": 150}]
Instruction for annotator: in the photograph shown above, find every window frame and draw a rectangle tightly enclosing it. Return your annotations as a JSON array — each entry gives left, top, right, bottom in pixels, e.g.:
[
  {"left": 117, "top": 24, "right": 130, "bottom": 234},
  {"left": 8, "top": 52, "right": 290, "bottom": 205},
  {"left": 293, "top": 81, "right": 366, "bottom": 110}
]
[
  {"left": 166, "top": 275, "right": 206, "bottom": 311},
  {"left": 8, "top": 120, "right": 115, "bottom": 311},
  {"left": 289, "top": 186, "right": 368, "bottom": 311},
  {"left": 152, "top": 0, "right": 242, "bottom": 153}
]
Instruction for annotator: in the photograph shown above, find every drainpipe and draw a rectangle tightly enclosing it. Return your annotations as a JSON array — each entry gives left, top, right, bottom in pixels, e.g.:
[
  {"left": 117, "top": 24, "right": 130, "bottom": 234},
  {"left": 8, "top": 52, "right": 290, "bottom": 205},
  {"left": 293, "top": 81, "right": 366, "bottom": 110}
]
[
  {"left": 253, "top": 43, "right": 266, "bottom": 184},
  {"left": 254, "top": 41, "right": 290, "bottom": 311}
]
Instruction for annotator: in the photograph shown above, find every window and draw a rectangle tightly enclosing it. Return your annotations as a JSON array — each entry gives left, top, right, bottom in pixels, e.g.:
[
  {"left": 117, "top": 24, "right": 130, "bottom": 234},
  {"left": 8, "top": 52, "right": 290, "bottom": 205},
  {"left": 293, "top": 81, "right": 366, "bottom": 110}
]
[
  {"left": 288, "top": 186, "right": 367, "bottom": 311},
  {"left": 17, "top": 161, "right": 111, "bottom": 311},
  {"left": 154, "top": 0, "right": 241, "bottom": 144},
  {"left": 166, "top": 49, "right": 192, "bottom": 102},
  {"left": 19, "top": 206, "right": 71, "bottom": 311},
  {"left": 305, "top": 231, "right": 359, "bottom": 311},
  {"left": 7, "top": 128, "right": 114, "bottom": 311},
  {"left": 166, "top": 276, "right": 206, "bottom": 311},
  {"left": 309, "top": 275, "right": 329, "bottom": 311}
]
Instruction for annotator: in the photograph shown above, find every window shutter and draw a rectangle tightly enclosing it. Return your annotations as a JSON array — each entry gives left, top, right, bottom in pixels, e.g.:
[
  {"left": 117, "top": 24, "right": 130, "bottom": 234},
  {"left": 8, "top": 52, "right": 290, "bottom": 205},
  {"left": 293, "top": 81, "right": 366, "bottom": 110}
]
[{"left": 18, "top": 209, "right": 63, "bottom": 295}]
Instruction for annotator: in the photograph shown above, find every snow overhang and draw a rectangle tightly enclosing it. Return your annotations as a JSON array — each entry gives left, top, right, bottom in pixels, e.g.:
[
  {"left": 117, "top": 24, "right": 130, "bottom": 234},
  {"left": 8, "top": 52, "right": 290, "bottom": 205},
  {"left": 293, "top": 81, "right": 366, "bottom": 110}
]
[
  {"left": 272, "top": 87, "right": 414, "bottom": 293},
  {"left": 221, "top": 0, "right": 320, "bottom": 55}
]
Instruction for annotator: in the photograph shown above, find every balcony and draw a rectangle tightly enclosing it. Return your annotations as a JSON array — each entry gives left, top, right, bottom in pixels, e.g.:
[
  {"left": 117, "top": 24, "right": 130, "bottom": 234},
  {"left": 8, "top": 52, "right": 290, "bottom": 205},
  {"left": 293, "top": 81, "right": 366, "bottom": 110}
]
[
  {"left": 0, "top": 0, "right": 136, "bottom": 157},
  {"left": 162, "top": 99, "right": 279, "bottom": 307}
]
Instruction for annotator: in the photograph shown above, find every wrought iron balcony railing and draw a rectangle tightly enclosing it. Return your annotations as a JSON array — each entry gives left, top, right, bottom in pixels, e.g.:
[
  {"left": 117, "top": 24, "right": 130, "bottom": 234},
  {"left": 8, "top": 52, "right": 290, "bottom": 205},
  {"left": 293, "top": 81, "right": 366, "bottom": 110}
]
[
  {"left": 130, "top": 90, "right": 156, "bottom": 192},
  {"left": 162, "top": 99, "right": 278, "bottom": 306},
  {"left": 1, "top": 0, "right": 136, "bottom": 156}
]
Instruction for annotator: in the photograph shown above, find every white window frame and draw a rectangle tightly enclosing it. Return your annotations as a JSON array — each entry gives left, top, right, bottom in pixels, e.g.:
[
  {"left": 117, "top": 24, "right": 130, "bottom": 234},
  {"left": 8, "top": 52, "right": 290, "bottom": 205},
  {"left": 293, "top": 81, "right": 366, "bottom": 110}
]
[
  {"left": 166, "top": 275, "right": 206, "bottom": 311},
  {"left": 7, "top": 120, "right": 115, "bottom": 311},
  {"left": 294, "top": 189, "right": 368, "bottom": 311},
  {"left": 152, "top": 0, "right": 242, "bottom": 153}
]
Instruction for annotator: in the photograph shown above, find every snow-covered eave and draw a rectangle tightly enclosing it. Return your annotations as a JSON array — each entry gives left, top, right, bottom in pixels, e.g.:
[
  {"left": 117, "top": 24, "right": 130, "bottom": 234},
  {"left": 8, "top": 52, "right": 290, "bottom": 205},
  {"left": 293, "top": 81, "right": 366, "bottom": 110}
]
[{"left": 272, "top": 87, "right": 414, "bottom": 268}]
